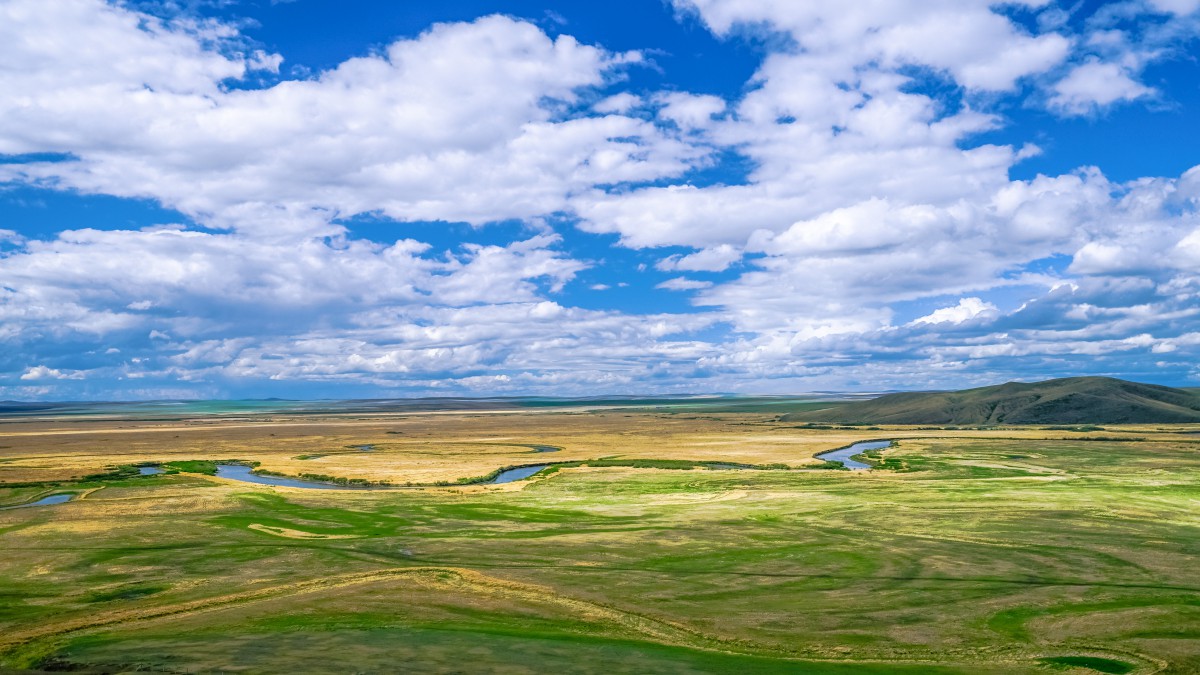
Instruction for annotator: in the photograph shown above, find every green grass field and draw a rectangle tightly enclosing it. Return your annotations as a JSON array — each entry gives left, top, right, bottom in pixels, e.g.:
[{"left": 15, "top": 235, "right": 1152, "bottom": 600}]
[{"left": 1, "top": 420, "right": 1198, "bottom": 674}]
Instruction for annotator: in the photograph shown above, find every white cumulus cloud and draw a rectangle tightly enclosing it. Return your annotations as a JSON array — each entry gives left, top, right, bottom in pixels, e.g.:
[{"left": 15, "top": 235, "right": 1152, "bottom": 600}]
[
  {"left": 1049, "top": 61, "right": 1156, "bottom": 115},
  {"left": 1, "top": 0, "right": 1199, "bottom": 396},
  {"left": 912, "top": 298, "right": 1000, "bottom": 326}
]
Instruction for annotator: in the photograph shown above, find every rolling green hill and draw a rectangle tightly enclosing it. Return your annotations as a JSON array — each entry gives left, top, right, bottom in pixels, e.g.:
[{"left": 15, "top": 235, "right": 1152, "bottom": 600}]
[{"left": 784, "top": 377, "right": 1200, "bottom": 425}]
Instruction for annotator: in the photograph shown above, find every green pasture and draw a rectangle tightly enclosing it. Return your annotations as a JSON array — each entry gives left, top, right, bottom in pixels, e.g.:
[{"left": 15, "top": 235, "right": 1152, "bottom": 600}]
[{"left": 1, "top": 436, "right": 1198, "bottom": 673}]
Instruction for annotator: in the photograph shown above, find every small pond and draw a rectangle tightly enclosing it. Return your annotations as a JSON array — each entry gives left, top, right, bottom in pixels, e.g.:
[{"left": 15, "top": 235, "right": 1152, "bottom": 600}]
[
  {"left": 138, "top": 467, "right": 163, "bottom": 475},
  {"left": 816, "top": 440, "right": 893, "bottom": 470},
  {"left": 0, "top": 493, "right": 74, "bottom": 510}
]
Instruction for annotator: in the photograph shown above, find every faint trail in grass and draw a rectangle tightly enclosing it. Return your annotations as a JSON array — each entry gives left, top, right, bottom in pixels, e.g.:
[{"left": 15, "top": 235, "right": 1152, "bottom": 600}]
[
  {"left": 0, "top": 566, "right": 719, "bottom": 665},
  {"left": 3, "top": 562, "right": 1165, "bottom": 673}
]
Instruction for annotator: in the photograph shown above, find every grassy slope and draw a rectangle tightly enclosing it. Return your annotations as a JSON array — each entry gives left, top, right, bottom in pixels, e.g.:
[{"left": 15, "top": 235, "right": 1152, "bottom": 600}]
[{"left": 786, "top": 377, "right": 1200, "bottom": 425}]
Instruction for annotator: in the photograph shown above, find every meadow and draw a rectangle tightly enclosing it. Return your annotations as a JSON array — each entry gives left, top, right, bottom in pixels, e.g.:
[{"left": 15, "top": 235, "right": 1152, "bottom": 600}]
[{"left": 1, "top": 408, "right": 1198, "bottom": 673}]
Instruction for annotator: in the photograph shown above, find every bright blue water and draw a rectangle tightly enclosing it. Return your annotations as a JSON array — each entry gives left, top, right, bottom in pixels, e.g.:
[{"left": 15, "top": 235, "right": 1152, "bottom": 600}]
[
  {"left": 138, "top": 467, "right": 163, "bottom": 475},
  {"left": 816, "top": 440, "right": 893, "bottom": 470},
  {"left": 0, "top": 493, "right": 73, "bottom": 510}
]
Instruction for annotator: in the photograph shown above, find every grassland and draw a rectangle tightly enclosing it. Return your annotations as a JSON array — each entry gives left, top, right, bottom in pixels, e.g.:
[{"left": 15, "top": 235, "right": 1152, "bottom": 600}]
[{"left": 0, "top": 409, "right": 1198, "bottom": 673}]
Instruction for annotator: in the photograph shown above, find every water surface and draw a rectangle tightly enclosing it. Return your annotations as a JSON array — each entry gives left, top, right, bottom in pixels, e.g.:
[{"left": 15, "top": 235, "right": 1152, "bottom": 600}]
[
  {"left": 816, "top": 440, "right": 892, "bottom": 470},
  {"left": 215, "top": 462, "right": 550, "bottom": 490},
  {"left": 138, "top": 467, "right": 163, "bottom": 475},
  {"left": 0, "top": 493, "right": 74, "bottom": 510},
  {"left": 487, "top": 465, "right": 547, "bottom": 484},
  {"left": 215, "top": 464, "right": 351, "bottom": 490}
]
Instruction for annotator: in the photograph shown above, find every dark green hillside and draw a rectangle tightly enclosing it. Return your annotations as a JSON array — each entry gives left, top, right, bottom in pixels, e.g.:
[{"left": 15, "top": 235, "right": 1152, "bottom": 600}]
[{"left": 784, "top": 377, "right": 1200, "bottom": 425}]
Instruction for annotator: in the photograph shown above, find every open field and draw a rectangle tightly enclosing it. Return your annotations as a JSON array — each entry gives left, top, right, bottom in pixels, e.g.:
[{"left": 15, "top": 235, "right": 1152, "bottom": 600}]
[{"left": 1, "top": 409, "right": 1199, "bottom": 673}]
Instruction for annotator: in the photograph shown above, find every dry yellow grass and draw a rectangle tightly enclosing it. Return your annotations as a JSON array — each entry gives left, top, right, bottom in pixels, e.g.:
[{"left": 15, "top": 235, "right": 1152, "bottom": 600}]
[{"left": 246, "top": 523, "right": 360, "bottom": 539}]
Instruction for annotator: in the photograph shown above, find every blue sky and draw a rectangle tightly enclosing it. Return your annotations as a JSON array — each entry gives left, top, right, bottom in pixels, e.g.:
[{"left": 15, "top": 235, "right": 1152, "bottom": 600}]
[{"left": 1, "top": 0, "right": 1199, "bottom": 399}]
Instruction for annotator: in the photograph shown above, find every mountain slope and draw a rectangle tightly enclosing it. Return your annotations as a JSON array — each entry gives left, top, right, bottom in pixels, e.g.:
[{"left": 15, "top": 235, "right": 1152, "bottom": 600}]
[{"left": 784, "top": 377, "right": 1200, "bottom": 425}]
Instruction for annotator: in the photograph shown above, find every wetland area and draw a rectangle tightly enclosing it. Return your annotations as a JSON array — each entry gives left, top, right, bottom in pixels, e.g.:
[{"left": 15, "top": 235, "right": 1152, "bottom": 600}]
[{"left": 0, "top": 408, "right": 1197, "bottom": 673}]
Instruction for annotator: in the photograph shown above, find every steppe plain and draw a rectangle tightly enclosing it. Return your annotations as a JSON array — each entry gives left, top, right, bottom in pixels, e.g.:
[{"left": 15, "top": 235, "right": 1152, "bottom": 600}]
[{"left": 1, "top": 404, "right": 1198, "bottom": 674}]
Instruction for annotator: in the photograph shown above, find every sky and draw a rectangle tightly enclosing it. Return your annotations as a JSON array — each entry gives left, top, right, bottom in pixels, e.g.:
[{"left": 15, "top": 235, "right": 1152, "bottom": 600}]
[{"left": 1, "top": 0, "right": 1199, "bottom": 400}]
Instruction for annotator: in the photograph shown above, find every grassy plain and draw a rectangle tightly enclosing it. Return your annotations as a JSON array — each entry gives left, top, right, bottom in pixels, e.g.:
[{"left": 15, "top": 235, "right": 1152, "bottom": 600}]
[{"left": 0, "top": 409, "right": 1198, "bottom": 673}]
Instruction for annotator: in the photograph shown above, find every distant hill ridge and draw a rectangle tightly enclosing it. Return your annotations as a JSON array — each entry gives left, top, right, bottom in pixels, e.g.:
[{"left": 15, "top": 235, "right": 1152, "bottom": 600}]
[{"left": 783, "top": 377, "right": 1200, "bottom": 425}]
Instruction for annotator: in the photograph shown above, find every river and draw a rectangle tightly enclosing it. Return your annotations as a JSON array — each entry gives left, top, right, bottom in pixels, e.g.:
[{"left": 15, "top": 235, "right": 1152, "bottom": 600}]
[{"left": 815, "top": 440, "right": 893, "bottom": 470}]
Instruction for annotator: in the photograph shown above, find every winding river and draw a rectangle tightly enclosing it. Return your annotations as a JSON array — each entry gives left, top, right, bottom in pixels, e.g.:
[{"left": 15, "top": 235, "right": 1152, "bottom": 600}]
[
  {"left": 213, "top": 463, "right": 550, "bottom": 490},
  {"left": 215, "top": 464, "right": 351, "bottom": 490},
  {"left": 487, "top": 465, "right": 547, "bottom": 483},
  {"left": 815, "top": 440, "right": 893, "bottom": 470},
  {"left": 9, "top": 444, "right": 893, "bottom": 502},
  {"left": 210, "top": 439, "right": 895, "bottom": 491}
]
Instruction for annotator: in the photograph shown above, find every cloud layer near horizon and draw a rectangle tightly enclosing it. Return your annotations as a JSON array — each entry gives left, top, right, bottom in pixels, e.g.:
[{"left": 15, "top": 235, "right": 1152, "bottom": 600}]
[{"left": 1, "top": 0, "right": 1198, "bottom": 398}]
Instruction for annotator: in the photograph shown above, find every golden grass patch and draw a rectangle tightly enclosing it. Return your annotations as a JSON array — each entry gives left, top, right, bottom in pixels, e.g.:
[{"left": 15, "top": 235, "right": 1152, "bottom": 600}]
[{"left": 246, "top": 523, "right": 359, "bottom": 539}]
